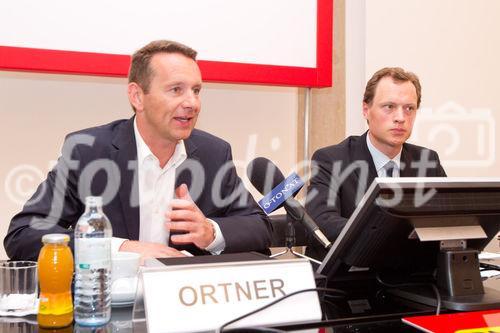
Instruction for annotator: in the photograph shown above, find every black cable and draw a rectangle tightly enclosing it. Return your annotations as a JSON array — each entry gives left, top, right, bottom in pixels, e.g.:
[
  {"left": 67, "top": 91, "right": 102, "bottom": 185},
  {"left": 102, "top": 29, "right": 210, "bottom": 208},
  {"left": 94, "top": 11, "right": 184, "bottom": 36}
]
[
  {"left": 323, "top": 287, "right": 348, "bottom": 297},
  {"left": 323, "top": 293, "right": 346, "bottom": 300},
  {"left": 222, "top": 328, "right": 285, "bottom": 333},
  {"left": 321, "top": 299, "right": 344, "bottom": 321},
  {"left": 480, "top": 263, "right": 500, "bottom": 272},
  {"left": 375, "top": 273, "right": 441, "bottom": 315},
  {"left": 480, "top": 267, "right": 500, "bottom": 272},
  {"left": 216, "top": 287, "right": 347, "bottom": 332}
]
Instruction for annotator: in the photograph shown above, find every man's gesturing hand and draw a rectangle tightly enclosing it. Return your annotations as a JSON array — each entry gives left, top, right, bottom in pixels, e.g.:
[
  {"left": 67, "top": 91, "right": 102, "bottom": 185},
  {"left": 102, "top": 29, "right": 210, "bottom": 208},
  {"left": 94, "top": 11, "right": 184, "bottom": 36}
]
[{"left": 165, "top": 184, "right": 215, "bottom": 249}]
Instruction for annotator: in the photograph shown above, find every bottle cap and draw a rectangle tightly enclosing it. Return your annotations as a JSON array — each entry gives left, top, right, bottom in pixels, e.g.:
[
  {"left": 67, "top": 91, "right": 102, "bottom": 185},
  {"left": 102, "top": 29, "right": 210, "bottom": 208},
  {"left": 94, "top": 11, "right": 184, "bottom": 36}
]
[
  {"left": 42, "top": 233, "right": 70, "bottom": 244},
  {"left": 85, "top": 196, "right": 103, "bottom": 206}
]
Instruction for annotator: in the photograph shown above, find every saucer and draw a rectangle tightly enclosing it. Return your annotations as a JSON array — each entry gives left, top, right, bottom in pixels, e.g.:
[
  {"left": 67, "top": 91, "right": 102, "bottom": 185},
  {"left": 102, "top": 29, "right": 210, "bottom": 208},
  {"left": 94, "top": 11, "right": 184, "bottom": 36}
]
[
  {"left": 111, "top": 300, "right": 135, "bottom": 308},
  {"left": 111, "top": 277, "right": 137, "bottom": 303}
]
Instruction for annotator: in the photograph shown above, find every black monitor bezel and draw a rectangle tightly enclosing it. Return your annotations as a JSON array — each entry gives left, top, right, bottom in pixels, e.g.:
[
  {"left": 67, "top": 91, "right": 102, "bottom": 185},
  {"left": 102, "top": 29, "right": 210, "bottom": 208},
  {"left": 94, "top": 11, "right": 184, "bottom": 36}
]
[{"left": 317, "top": 177, "right": 500, "bottom": 279}]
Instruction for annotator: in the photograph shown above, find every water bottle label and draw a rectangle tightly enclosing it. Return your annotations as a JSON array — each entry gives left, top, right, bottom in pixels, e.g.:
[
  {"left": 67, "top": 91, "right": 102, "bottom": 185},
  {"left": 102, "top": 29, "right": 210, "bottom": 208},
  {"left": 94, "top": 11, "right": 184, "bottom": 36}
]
[{"left": 75, "top": 238, "right": 111, "bottom": 270}]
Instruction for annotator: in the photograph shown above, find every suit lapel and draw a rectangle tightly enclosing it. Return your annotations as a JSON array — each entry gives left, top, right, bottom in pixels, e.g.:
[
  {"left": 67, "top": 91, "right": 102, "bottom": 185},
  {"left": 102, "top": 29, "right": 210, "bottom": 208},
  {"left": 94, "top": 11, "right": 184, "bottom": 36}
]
[
  {"left": 175, "top": 136, "right": 200, "bottom": 189},
  {"left": 400, "top": 144, "right": 418, "bottom": 177},
  {"left": 350, "top": 131, "right": 378, "bottom": 189},
  {"left": 110, "top": 117, "right": 140, "bottom": 240}
]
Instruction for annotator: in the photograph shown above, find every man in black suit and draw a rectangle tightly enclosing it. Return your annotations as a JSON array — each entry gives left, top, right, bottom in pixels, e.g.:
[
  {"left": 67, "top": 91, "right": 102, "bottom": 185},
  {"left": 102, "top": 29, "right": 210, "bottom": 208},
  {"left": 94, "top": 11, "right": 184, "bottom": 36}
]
[
  {"left": 305, "top": 67, "right": 446, "bottom": 260},
  {"left": 4, "top": 40, "right": 271, "bottom": 261}
]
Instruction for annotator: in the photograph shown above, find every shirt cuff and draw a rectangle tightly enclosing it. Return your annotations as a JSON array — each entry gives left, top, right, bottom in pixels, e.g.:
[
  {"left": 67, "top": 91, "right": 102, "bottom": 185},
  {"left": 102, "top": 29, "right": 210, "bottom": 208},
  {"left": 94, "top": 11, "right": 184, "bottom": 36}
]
[
  {"left": 112, "top": 237, "right": 128, "bottom": 254},
  {"left": 204, "top": 219, "right": 225, "bottom": 254}
]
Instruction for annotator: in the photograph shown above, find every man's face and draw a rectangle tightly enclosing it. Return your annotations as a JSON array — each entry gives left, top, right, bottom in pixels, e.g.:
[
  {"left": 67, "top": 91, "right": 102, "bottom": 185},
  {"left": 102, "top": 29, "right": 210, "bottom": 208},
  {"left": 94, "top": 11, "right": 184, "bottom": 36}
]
[
  {"left": 132, "top": 52, "right": 202, "bottom": 145},
  {"left": 362, "top": 76, "right": 418, "bottom": 157}
]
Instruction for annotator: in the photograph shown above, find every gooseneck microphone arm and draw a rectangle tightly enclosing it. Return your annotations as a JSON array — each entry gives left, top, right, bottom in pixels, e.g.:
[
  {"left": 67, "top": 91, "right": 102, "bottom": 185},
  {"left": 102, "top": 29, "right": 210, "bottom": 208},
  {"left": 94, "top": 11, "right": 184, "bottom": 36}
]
[
  {"left": 283, "top": 198, "right": 332, "bottom": 249},
  {"left": 247, "top": 157, "right": 332, "bottom": 250}
]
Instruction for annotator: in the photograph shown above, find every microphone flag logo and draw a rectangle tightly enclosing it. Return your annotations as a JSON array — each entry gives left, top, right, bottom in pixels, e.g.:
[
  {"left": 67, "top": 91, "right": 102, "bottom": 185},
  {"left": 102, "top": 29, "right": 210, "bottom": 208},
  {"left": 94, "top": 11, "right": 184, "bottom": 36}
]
[{"left": 257, "top": 172, "right": 304, "bottom": 215}]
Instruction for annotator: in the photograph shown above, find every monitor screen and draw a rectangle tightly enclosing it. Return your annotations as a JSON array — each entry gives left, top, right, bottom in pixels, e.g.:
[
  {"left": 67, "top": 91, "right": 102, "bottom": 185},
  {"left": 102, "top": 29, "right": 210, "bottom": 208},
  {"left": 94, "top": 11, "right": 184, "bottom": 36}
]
[{"left": 318, "top": 178, "right": 500, "bottom": 278}]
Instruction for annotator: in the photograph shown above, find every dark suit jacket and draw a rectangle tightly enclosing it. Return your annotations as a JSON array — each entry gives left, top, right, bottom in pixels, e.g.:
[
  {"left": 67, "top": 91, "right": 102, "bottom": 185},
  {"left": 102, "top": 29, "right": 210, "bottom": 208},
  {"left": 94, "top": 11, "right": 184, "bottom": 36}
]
[
  {"left": 4, "top": 118, "right": 271, "bottom": 260},
  {"left": 305, "top": 132, "right": 447, "bottom": 260}
]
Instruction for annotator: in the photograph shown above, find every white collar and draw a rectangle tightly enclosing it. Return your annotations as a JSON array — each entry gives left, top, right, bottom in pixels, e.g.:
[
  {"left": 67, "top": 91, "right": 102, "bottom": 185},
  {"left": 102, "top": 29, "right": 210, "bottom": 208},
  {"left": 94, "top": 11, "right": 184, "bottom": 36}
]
[
  {"left": 133, "top": 117, "right": 186, "bottom": 169},
  {"left": 366, "top": 132, "right": 402, "bottom": 174}
]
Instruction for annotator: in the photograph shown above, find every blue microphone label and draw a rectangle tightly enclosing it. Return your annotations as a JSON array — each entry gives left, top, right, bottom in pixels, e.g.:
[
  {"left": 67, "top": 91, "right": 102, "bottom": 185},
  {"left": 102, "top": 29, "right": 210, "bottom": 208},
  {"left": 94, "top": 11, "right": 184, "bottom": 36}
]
[{"left": 258, "top": 172, "right": 305, "bottom": 215}]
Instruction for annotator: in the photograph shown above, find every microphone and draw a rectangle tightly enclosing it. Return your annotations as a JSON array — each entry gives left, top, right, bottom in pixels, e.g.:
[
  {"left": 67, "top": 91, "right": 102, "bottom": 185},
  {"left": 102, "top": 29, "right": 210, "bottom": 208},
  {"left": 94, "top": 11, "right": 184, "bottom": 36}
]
[{"left": 247, "top": 157, "right": 332, "bottom": 249}]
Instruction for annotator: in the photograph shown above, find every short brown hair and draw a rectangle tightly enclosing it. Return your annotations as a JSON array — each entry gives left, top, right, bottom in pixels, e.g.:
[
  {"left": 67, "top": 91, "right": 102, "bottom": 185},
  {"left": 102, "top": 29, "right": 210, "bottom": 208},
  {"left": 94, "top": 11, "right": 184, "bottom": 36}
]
[
  {"left": 128, "top": 40, "right": 197, "bottom": 93},
  {"left": 363, "top": 67, "right": 422, "bottom": 108}
]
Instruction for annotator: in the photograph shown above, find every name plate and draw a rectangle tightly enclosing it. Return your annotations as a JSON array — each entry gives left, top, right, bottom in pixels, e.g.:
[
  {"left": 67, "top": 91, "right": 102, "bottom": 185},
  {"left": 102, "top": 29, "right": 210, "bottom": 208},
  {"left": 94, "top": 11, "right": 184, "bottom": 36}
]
[{"left": 138, "top": 259, "right": 321, "bottom": 332}]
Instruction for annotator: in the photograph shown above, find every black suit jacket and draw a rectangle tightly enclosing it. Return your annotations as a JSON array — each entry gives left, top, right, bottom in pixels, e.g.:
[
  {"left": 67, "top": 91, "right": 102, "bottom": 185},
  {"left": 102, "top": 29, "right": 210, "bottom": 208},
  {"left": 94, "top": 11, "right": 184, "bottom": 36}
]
[
  {"left": 4, "top": 118, "right": 271, "bottom": 260},
  {"left": 305, "top": 132, "right": 447, "bottom": 260}
]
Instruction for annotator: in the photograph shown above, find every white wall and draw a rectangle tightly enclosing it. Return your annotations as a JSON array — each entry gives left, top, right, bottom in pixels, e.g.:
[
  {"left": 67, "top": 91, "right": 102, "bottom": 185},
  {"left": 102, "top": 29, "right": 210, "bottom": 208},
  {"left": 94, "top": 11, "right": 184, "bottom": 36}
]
[
  {"left": 0, "top": 71, "right": 297, "bottom": 259},
  {"left": 345, "top": 0, "right": 367, "bottom": 138},
  {"left": 0, "top": 0, "right": 317, "bottom": 67}
]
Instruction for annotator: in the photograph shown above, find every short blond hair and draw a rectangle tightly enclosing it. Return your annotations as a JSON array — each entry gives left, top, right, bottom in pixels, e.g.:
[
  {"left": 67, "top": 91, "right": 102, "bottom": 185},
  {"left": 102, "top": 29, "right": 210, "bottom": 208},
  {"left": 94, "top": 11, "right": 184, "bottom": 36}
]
[{"left": 363, "top": 67, "right": 422, "bottom": 108}]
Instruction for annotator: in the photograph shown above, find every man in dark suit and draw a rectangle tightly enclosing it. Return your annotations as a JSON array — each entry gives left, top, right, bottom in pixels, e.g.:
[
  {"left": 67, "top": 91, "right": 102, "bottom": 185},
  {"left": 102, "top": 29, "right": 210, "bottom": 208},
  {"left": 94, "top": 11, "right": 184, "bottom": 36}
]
[
  {"left": 4, "top": 40, "right": 271, "bottom": 261},
  {"left": 305, "top": 67, "right": 446, "bottom": 260}
]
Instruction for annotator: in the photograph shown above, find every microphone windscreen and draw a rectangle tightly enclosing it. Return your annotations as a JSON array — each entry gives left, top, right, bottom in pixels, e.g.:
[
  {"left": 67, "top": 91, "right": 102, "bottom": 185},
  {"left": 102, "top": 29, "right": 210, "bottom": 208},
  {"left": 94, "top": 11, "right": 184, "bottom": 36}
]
[{"left": 247, "top": 157, "right": 285, "bottom": 195}]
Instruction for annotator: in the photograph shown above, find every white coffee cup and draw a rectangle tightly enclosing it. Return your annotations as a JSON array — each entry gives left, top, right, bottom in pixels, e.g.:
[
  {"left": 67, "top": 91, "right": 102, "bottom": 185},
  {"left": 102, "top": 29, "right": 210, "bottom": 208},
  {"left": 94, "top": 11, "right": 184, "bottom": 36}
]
[{"left": 111, "top": 252, "right": 140, "bottom": 304}]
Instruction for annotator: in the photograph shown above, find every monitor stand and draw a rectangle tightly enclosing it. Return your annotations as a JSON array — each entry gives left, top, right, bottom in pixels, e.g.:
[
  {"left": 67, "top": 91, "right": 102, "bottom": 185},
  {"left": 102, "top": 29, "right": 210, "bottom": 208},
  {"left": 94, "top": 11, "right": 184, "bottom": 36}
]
[{"left": 387, "top": 247, "right": 500, "bottom": 311}]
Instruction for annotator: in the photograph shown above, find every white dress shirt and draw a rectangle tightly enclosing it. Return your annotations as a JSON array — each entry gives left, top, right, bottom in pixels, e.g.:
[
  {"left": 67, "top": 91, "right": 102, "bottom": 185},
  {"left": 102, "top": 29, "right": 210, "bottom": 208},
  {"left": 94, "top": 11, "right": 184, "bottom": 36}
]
[
  {"left": 111, "top": 118, "right": 225, "bottom": 254},
  {"left": 366, "top": 133, "right": 402, "bottom": 177},
  {"left": 136, "top": 123, "right": 186, "bottom": 244}
]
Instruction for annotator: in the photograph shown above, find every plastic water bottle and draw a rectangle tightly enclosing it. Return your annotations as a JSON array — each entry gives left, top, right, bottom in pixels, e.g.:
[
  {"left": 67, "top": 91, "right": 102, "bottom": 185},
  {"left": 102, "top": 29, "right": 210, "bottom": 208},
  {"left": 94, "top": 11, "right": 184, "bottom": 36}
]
[{"left": 74, "top": 196, "right": 112, "bottom": 326}]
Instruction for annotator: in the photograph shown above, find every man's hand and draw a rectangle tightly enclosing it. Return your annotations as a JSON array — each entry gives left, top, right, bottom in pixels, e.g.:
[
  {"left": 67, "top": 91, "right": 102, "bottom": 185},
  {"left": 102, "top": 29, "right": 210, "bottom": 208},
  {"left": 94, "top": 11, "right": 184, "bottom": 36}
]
[
  {"left": 119, "top": 240, "right": 186, "bottom": 264},
  {"left": 165, "top": 184, "right": 215, "bottom": 249}
]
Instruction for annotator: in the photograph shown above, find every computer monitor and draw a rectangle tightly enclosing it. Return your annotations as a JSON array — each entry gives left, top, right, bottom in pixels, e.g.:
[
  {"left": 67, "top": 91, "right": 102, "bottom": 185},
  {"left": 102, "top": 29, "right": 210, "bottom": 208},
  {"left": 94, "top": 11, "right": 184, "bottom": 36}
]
[{"left": 317, "top": 178, "right": 500, "bottom": 311}]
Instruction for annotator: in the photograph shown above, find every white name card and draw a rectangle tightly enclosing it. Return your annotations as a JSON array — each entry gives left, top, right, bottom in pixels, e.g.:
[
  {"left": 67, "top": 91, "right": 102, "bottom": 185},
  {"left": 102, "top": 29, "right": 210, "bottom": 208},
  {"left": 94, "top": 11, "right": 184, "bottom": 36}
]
[{"left": 138, "top": 259, "right": 321, "bottom": 333}]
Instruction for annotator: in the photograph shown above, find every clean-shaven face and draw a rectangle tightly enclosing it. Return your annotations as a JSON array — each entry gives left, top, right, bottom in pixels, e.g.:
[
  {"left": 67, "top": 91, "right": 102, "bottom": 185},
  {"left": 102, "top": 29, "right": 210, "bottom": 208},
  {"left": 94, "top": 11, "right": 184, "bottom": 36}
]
[
  {"left": 138, "top": 53, "right": 202, "bottom": 144},
  {"left": 363, "top": 76, "right": 418, "bottom": 158}
]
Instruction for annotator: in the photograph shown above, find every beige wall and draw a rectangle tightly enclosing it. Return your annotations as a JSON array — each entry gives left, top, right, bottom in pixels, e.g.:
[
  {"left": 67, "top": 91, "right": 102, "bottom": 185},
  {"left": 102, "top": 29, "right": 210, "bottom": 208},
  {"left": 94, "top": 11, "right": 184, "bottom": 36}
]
[
  {"left": 0, "top": 72, "right": 297, "bottom": 259},
  {"left": 348, "top": 0, "right": 500, "bottom": 252},
  {"left": 359, "top": 0, "right": 500, "bottom": 178}
]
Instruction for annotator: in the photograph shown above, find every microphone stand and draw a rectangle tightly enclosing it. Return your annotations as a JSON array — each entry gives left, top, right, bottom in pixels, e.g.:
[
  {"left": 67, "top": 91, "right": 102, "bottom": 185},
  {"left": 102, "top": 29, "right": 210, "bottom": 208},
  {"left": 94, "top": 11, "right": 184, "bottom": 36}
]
[{"left": 270, "top": 216, "right": 322, "bottom": 265}]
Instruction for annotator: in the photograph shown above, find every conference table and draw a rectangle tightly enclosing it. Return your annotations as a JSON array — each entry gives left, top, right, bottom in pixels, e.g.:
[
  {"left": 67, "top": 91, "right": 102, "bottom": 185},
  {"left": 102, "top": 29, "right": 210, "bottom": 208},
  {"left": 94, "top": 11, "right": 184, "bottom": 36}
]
[
  {"left": 1, "top": 262, "right": 435, "bottom": 333},
  {"left": 1, "top": 305, "right": 426, "bottom": 332},
  {"left": 2, "top": 249, "right": 498, "bottom": 332},
  {"left": 3, "top": 280, "right": 498, "bottom": 332}
]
